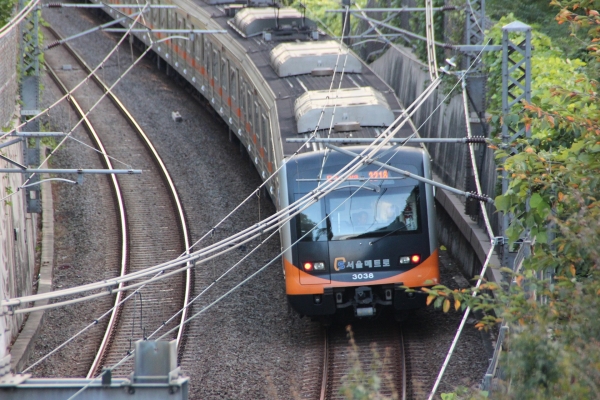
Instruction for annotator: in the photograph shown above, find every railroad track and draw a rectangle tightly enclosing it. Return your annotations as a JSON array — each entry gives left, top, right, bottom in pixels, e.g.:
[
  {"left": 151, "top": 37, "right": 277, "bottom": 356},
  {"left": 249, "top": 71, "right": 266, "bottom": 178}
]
[
  {"left": 43, "top": 25, "right": 192, "bottom": 377},
  {"left": 316, "top": 321, "right": 407, "bottom": 400}
]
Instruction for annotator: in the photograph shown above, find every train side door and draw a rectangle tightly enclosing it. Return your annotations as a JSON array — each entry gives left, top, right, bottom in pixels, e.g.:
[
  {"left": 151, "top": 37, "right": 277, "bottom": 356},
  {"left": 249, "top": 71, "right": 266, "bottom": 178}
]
[
  {"left": 230, "top": 67, "right": 239, "bottom": 130},
  {"left": 221, "top": 57, "right": 229, "bottom": 117},
  {"left": 203, "top": 38, "right": 212, "bottom": 98},
  {"left": 193, "top": 30, "right": 202, "bottom": 89},
  {"left": 212, "top": 48, "right": 221, "bottom": 109}
]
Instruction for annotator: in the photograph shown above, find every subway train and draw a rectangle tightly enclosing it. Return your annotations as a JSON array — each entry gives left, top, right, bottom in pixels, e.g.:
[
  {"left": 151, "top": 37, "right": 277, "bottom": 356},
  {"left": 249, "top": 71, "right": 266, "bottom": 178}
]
[{"left": 93, "top": 0, "right": 440, "bottom": 319}]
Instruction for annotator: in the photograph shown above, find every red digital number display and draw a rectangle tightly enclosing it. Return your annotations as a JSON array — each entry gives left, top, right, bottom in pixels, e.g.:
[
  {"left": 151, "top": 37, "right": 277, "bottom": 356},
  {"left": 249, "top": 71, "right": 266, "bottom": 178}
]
[
  {"left": 368, "top": 170, "right": 389, "bottom": 179},
  {"left": 326, "top": 170, "right": 390, "bottom": 181}
]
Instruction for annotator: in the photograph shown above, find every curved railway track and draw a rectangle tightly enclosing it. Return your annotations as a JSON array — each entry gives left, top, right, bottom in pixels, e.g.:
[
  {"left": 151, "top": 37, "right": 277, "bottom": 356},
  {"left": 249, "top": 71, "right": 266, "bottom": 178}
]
[{"left": 43, "top": 25, "right": 192, "bottom": 377}]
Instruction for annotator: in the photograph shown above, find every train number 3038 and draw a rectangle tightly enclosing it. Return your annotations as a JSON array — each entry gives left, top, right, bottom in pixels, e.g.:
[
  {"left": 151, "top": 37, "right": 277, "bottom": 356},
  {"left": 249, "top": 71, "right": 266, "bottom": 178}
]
[{"left": 352, "top": 273, "right": 375, "bottom": 280}]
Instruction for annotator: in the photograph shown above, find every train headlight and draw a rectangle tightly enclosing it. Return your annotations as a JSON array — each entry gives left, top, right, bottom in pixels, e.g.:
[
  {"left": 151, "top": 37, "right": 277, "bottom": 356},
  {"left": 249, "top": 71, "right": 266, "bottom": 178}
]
[
  {"left": 399, "top": 255, "right": 421, "bottom": 264},
  {"left": 303, "top": 262, "right": 325, "bottom": 271}
]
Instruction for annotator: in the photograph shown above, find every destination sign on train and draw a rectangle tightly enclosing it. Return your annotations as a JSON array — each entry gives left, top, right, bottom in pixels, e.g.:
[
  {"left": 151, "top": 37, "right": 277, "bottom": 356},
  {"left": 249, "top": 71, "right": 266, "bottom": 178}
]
[{"left": 326, "top": 170, "right": 391, "bottom": 181}]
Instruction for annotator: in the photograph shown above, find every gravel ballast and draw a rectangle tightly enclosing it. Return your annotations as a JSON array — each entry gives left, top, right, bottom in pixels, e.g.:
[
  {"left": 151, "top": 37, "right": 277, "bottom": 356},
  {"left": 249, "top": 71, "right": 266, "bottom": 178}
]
[{"left": 26, "top": 5, "right": 491, "bottom": 398}]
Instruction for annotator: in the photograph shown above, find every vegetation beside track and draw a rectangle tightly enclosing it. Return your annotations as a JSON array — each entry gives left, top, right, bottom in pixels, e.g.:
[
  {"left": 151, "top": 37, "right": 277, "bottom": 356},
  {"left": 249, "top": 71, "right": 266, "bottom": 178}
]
[
  {"left": 430, "top": 1, "right": 600, "bottom": 398},
  {"left": 293, "top": 0, "right": 600, "bottom": 397}
]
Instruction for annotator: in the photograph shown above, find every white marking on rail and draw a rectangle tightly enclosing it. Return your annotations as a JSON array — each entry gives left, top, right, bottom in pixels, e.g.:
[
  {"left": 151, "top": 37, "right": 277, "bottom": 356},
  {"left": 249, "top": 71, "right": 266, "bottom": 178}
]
[
  {"left": 348, "top": 75, "right": 361, "bottom": 88},
  {"left": 295, "top": 77, "right": 309, "bottom": 92}
]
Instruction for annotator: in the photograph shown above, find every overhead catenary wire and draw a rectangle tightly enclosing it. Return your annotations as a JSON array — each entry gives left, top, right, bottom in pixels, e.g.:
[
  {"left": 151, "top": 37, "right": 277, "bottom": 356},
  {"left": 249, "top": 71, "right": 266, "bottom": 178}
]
[
  {"left": 0, "top": 0, "right": 40, "bottom": 40},
  {"left": 12, "top": 7, "right": 496, "bottom": 390},
  {"left": 424, "top": 0, "right": 439, "bottom": 81},
  {"left": 0, "top": 7, "right": 153, "bottom": 143},
  {"left": 5, "top": 29, "right": 488, "bottom": 316},
  {"left": 20, "top": 5, "right": 369, "bottom": 371},
  {"left": 427, "top": 246, "right": 496, "bottom": 400},
  {"left": 462, "top": 77, "right": 494, "bottom": 239},
  {"left": 1, "top": 71, "right": 442, "bottom": 313},
  {"left": 131, "top": 126, "right": 425, "bottom": 350},
  {"left": 0, "top": 6, "right": 157, "bottom": 207},
  {"left": 34, "top": 8, "right": 494, "bottom": 393},
  {"left": 317, "top": 3, "right": 353, "bottom": 180},
  {"left": 22, "top": 11, "right": 156, "bottom": 189},
  {"left": 11, "top": 0, "right": 432, "bottom": 310},
  {"left": 31, "top": 7, "right": 502, "bottom": 400},
  {"left": 21, "top": 270, "right": 165, "bottom": 374},
  {"left": 426, "top": 42, "right": 499, "bottom": 399},
  {"left": 65, "top": 146, "right": 417, "bottom": 398},
  {"left": 183, "top": 7, "right": 355, "bottom": 255}
]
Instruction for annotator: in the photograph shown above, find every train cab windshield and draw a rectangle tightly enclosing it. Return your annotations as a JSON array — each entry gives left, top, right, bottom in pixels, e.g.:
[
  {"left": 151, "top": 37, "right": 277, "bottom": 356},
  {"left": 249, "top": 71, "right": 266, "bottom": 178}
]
[{"left": 297, "top": 181, "right": 420, "bottom": 242}]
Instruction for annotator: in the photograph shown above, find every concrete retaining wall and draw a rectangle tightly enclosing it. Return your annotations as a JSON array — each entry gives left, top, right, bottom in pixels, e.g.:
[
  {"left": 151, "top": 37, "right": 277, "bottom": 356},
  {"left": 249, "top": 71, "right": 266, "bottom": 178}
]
[{"left": 0, "top": 26, "right": 39, "bottom": 367}]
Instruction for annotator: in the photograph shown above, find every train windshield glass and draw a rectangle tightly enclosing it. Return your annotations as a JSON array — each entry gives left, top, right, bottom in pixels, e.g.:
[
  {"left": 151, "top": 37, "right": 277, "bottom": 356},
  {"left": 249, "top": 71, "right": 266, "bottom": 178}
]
[
  {"left": 297, "top": 202, "right": 327, "bottom": 242},
  {"left": 326, "top": 184, "right": 419, "bottom": 240}
]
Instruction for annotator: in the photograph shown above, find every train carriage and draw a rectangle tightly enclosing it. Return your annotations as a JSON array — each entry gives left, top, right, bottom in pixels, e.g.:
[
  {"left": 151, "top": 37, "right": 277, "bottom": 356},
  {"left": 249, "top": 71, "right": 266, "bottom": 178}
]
[{"left": 93, "top": 0, "right": 440, "bottom": 319}]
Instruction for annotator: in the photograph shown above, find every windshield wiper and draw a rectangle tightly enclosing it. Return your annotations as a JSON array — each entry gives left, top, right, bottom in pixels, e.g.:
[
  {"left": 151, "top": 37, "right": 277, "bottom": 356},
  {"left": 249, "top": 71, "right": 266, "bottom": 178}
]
[
  {"left": 368, "top": 222, "right": 407, "bottom": 245},
  {"left": 332, "top": 184, "right": 380, "bottom": 192}
]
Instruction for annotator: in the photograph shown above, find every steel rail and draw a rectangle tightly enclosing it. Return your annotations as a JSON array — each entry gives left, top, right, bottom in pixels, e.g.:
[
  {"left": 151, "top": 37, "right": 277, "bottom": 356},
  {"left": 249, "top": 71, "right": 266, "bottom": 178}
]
[
  {"left": 44, "top": 57, "right": 130, "bottom": 380},
  {"left": 399, "top": 328, "right": 407, "bottom": 400},
  {"left": 45, "top": 26, "right": 192, "bottom": 376},
  {"left": 319, "top": 324, "right": 406, "bottom": 400},
  {"left": 319, "top": 328, "right": 330, "bottom": 400}
]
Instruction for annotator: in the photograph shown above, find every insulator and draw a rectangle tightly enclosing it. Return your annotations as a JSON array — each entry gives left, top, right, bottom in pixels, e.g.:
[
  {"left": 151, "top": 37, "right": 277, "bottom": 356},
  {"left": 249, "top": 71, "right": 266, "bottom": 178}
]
[
  {"left": 468, "top": 191, "right": 492, "bottom": 203},
  {"left": 465, "top": 136, "right": 487, "bottom": 144}
]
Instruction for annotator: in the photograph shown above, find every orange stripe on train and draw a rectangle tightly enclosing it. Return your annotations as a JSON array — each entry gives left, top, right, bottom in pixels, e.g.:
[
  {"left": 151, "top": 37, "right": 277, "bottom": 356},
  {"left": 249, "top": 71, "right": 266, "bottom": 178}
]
[{"left": 284, "top": 249, "right": 439, "bottom": 295}]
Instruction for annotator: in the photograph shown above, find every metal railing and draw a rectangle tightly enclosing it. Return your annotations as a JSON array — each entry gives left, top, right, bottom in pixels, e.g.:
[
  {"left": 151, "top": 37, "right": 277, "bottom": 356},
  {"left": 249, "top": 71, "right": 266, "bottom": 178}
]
[{"left": 481, "top": 237, "right": 532, "bottom": 392}]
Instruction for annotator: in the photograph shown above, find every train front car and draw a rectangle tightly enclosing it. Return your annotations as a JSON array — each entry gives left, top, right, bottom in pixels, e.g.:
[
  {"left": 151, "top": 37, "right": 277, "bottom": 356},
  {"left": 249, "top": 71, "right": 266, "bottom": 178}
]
[{"left": 282, "top": 147, "right": 439, "bottom": 321}]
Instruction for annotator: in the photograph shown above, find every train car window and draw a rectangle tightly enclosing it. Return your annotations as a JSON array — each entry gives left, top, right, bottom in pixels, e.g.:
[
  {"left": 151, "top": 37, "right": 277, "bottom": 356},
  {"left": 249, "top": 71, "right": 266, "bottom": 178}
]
[
  {"left": 261, "top": 113, "right": 268, "bottom": 158},
  {"left": 194, "top": 32, "right": 202, "bottom": 64},
  {"left": 296, "top": 199, "right": 326, "bottom": 242},
  {"left": 212, "top": 50, "right": 220, "bottom": 84},
  {"left": 186, "top": 22, "right": 192, "bottom": 53},
  {"left": 326, "top": 185, "right": 420, "bottom": 240},
  {"left": 221, "top": 58, "right": 228, "bottom": 93},
  {"left": 177, "top": 16, "right": 183, "bottom": 51},
  {"left": 230, "top": 68, "right": 238, "bottom": 105},
  {"left": 160, "top": 5, "right": 167, "bottom": 33},
  {"left": 204, "top": 39, "right": 210, "bottom": 75},
  {"left": 254, "top": 101, "right": 261, "bottom": 139},
  {"left": 246, "top": 90, "right": 253, "bottom": 129},
  {"left": 239, "top": 80, "right": 246, "bottom": 116},
  {"left": 151, "top": 0, "right": 158, "bottom": 25}
]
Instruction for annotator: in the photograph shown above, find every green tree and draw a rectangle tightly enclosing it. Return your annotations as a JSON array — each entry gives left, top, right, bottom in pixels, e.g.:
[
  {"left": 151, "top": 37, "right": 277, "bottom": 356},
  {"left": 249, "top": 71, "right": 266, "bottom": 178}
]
[
  {"left": 0, "top": 0, "right": 16, "bottom": 27},
  {"left": 432, "top": 1, "right": 600, "bottom": 398}
]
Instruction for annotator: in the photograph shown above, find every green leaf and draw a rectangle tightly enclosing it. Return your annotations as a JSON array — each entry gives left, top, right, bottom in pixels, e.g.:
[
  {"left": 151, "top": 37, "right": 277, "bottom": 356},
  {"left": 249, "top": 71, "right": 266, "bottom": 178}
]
[
  {"left": 529, "top": 193, "right": 543, "bottom": 208},
  {"left": 535, "top": 230, "right": 548, "bottom": 244},
  {"left": 495, "top": 194, "right": 511, "bottom": 212}
]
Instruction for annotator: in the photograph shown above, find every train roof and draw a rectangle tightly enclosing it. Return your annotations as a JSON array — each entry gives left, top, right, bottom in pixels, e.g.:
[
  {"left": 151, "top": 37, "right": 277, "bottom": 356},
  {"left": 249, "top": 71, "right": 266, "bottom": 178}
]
[
  {"left": 191, "top": 2, "right": 414, "bottom": 156},
  {"left": 270, "top": 41, "right": 362, "bottom": 77},
  {"left": 228, "top": 7, "right": 316, "bottom": 38},
  {"left": 294, "top": 87, "right": 395, "bottom": 133}
]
